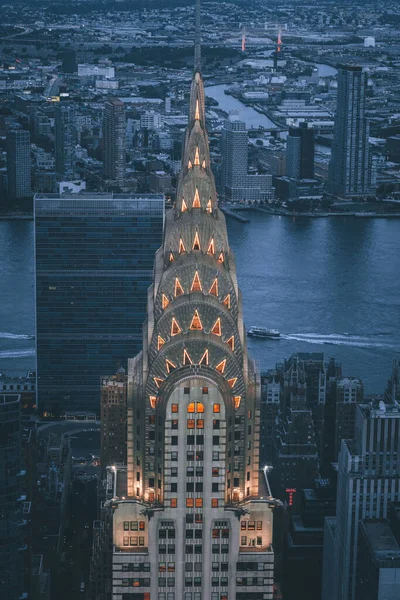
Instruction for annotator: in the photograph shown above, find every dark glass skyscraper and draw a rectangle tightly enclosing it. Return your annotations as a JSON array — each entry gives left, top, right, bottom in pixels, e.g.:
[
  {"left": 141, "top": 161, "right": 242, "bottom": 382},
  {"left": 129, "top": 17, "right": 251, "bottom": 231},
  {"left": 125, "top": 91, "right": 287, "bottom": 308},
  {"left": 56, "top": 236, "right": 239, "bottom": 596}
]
[
  {"left": 103, "top": 98, "right": 126, "bottom": 186},
  {"left": 54, "top": 104, "right": 76, "bottom": 181},
  {"left": 286, "top": 122, "right": 314, "bottom": 180},
  {"left": 329, "top": 65, "right": 372, "bottom": 198},
  {"left": 34, "top": 193, "right": 164, "bottom": 414},
  {"left": 6, "top": 128, "right": 31, "bottom": 199}
]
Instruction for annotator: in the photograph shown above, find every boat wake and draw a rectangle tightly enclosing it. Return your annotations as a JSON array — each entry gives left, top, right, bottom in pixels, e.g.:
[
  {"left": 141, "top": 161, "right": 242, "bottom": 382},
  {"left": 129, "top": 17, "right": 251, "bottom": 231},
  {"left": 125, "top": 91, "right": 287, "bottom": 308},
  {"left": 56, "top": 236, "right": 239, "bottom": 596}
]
[
  {"left": 0, "top": 348, "right": 36, "bottom": 358},
  {"left": 281, "top": 332, "right": 400, "bottom": 351},
  {"left": 0, "top": 332, "right": 35, "bottom": 340}
]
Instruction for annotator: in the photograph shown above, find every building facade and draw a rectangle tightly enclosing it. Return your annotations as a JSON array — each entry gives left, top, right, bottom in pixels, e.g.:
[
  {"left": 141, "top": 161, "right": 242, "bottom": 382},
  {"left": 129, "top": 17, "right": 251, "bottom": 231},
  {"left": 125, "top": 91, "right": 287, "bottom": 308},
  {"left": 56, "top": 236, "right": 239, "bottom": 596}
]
[
  {"left": 6, "top": 128, "right": 31, "bottom": 199},
  {"left": 101, "top": 368, "right": 128, "bottom": 471},
  {"left": 286, "top": 122, "right": 314, "bottom": 180},
  {"left": 54, "top": 104, "right": 76, "bottom": 182},
  {"left": 34, "top": 193, "right": 164, "bottom": 414},
  {"left": 329, "top": 65, "right": 373, "bottom": 198},
  {"left": 104, "top": 98, "right": 126, "bottom": 186}
]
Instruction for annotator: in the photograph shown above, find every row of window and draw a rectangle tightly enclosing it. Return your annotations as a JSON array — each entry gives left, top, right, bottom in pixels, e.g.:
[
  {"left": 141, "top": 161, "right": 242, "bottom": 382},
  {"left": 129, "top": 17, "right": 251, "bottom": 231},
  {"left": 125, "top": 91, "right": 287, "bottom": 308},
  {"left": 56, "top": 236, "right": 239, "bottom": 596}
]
[
  {"left": 123, "top": 537, "right": 145, "bottom": 547},
  {"left": 158, "top": 578, "right": 175, "bottom": 587},
  {"left": 236, "top": 577, "right": 272, "bottom": 586},
  {"left": 240, "top": 536, "right": 263, "bottom": 547},
  {"left": 170, "top": 401, "right": 221, "bottom": 413},
  {"left": 170, "top": 435, "right": 221, "bottom": 446},
  {"left": 120, "top": 563, "right": 150, "bottom": 572},
  {"left": 241, "top": 521, "right": 263, "bottom": 531},
  {"left": 236, "top": 562, "right": 273, "bottom": 572},
  {"left": 120, "top": 578, "right": 149, "bottom": 587},
  {"left": 159, "top": 562, "right": 175, "bottom": 572},
  {"left": 158, "top": 545, "right": 176, "bottom": 554},
  {"left": 123, "top": 521, "right": 145, "bottom": 531}
]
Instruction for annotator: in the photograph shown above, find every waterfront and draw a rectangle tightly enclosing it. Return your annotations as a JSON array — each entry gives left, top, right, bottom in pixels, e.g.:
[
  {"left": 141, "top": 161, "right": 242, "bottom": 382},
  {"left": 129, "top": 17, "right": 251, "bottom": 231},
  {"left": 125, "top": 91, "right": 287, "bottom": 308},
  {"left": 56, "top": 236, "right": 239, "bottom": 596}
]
[
  {"left": 206, "top": 84, "right": 277, "bottom": 129},
  {"left": 0, "top": 216, "right": 399, "bottom": 393}
]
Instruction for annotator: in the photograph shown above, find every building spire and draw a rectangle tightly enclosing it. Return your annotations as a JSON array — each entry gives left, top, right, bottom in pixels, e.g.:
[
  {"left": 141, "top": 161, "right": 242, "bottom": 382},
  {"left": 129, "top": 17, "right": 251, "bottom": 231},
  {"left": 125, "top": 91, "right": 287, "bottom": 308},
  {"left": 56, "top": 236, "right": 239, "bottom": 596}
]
[{"left": 194, "top": 0, "right": 201, "bottom": 72}]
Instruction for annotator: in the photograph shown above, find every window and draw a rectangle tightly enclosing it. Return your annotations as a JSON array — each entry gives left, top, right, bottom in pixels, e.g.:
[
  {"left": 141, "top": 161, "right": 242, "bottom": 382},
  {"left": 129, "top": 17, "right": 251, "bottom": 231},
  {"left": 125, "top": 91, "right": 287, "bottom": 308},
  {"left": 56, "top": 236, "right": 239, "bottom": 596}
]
[
  {"left": 194, "top": 545, "right": 202, "bottom": 554},
  {"left": 212, "top": 544, "right": 220, "bottom": 554},
  {"left": 257, "top": 521, "right": 263, "bottom": 530},
  {"left": 196, "top": 435, "right": 204, "bottom": 445},
  {"left": 212, "top": 562, "right": 219, "bottom": 571},
  {"left": 171, "top": 404, "right": 179, "bottom": 413},
  {"left": 167, "top": 577, "right": 175, "bottom": 587},
  {"left": 185, "top": 578, "right": 193, "bottom": 587},
  {"left": 213, "top": 420, "right": 220, "bottom": 429},
  {"left": 159, "top": 545, "right": 166, "bottom": 554},
  {"left": 159, "top": 578, "right": 166, "bottom": 587},
  {"left": 168, "top": 545, "right": 175, "bottom": 554},
  {"left": 130, "top": 537, "right": 138, "bottom": 546},
  {"left": 187, "top": 451, "right": 194, "bottom": 461},
  {"left": 202, "top": 387, "right": 208, "bottom": 394},
  {"left": 184, "top": 387, "right": 190, "bottom": 394},
  {"left": 212, "top": 483, "right": 219, "bottom": 492},
  {"left": 212, "top": 451, "right": 219, "bottom": 461},
  {"left": 171, "top": 467, "right": 178, "bottom": 477},
  {"left": 171, "top": 420, "right": 178, "bottom": 430},
  {"left": 185, "top": 562, "right": 193, "bottom": 571},
  {"left": 241, "top": 536, "right": 247, "bottom": 545},
  {"left": 123, "top": 536, "right": 129, "bottom": 546},
  {"left": 196, "top": 452, "right": 204, "bottom": 462},
  {"left": 186, "top": 514, "right": 194, "bottom": 524},
  {"left": 171, "top": 436, "right": 178, "bottom": 446},
  {"left": 168, "top": 563, "right": 175, "bottom": 572},
  {"left": 186, "top": 545, "right": 193, "bottom": 554},
  {"left": 195, "top": 529, "right": 202, "bottom": 539},
  {"left": 196, "top": 419, "right": 204, "bottom": 429},
  {"left": 221, "top": 529, "right": 229, "bottom": 539},
  {"left": 187, "top": 419, "right": 195, "bottom": 429},
  {"left": 211, "top": 498, "right": 219, "bottom": 508},
  {"left": 248, "top": 521, "right": 255, "bottom": 531},
  {"left": 187, "top": 482, "right": 194, "bottom": 492},
  {"left": 195, "top": 498, "right": 203, "bottom": 508},
  {"left": 171, "top": 452, "right": 178, "bottom": 461},
  {"left": 170, "top": 498, "right": 177, "bottom": 508},
  {"left": 241, "top": 522, "right": 247, "bottom": 530},
  {"left": 171, "top": 483, "right": 177, "bottom": 492},
  {"left": 186, "top": 498, "right": 194, "bottom": 508},
  {"left": 213, "top": 404, "right": 220, "bottom": 413},
  {"left": 212, "top": 467, "right": 219, "bottom": 477},
  {"left": 194, "top": 577, "right": 202, "bottom": 586},
  {"left": 212, "top": 529, "right": 220, "bottom": 538},
  {"left": 195, "top": 482, "right": 203, "bottom": 492},
  {"left": 187, "top": 435, "right": 195, "bottom": 445},
  {"left": 139, "top": 521, "right": 145, "bottom": 531},
  {"left": 195, "top": 513, "right": 202, "bottom": 523},
  {"left": 213, "top": 436, "right": 220, "bottom": 445},
  {"left": 187, "top": 467, "right": 194, "bottom": 477},
  {"left": 186, "top": 529, "right": 194, "bottom": 539},
  {"left": 159, "top": 562, "right": 166, "bottom": 572},
  {"left": 123, "top": 521, "right": 129, "bottom": 531}
]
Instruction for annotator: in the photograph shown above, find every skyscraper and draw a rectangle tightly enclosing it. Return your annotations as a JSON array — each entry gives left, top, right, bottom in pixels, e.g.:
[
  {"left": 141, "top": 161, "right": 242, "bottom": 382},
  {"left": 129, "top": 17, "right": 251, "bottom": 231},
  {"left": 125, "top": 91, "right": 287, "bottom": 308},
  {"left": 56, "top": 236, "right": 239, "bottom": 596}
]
[
  {"left": 286, "top": 122, "right": 314, "bottom": 180},
  {"left": 329, "top": 65, "right": 372, "bottom": 198},
  {"left": 103, "top": 98, "right": 126, "bottom": 186},
  {"left": 101, "top": 368, "right": 127, "bottom": 472},
  {"left": 54, "top": 104, "right": 76, "bottom": 181},
  {"left": 323, "top": 400, "right": 400, "bottom": 600},
  {"left": 93, "top": 3, "right": 276, "bottom": 598},
  {"left": 6, "top": 128, "right": 31, "bottom": 199},
  {"left": 34, "top": 193, "right": 164, "bottom": 414}
]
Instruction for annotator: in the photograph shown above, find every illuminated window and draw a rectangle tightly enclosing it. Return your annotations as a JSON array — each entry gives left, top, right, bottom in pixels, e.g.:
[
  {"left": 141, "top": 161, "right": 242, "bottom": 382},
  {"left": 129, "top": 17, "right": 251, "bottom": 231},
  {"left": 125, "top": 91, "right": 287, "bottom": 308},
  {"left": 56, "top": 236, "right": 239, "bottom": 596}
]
[
  {"left": 171, "top": 404, "right": 179, "bottom": 413},
  {"left": 202, "top": 160, "right": 206, "bottom": 169},
  {"left": 168, "top": 562, "right": 175, "bottom": 572},
  {"left": 194, "top": 147, "right": 200, "bottom": 166},
  {"left": 223, "top": 294, "right": 231, "bottom": 309},
  {"left": 166, "top": 359, "right": 176, "bottom": 374},
  {"left": 190, "top": 310, "right": 203, "bottom": 331},
  {"left": 211, "top": 318, "right": 222, "bottom": 336},
  {"left": 228, "top": 378, "right": 237, "bottom": 389},
  {"left": 186, "top": 498, "right": 194, "bottom": 508},
  {"left": 162, "top": 294, "right": 170, "bottom": 309},
  {"left": 187, "top": 419, "right": 195, "bottom": 429},
  {"left": 188, "top": 402, "right": 204, "bottom": 413},
  {"left": 209, "top": 278, "right": 218, "bottom": 297},
  {"left": 199, "top": 349, "right": 209, "bottom": 366},
  {"left": 171, "top": 317, "right": 182, "bottom": 336},
  {"left": 154, "top": 378, "right": 164, "bottom": 389},
  {"left": 183, "top": 349, "right": 193, "bottom": 365},
  {"left": 207, "top": 238, "right": 215, "bottom": 255},
  {"left": 227, "top": 335, "right": 234, "bottom": 351},
  {"left": 188, "top": 160, "right": 192, "bottom": 169},
  {"left": 213, "top": 403, "right": 220, "bottom": 413},
  {"left": 187, "top": 403, "right": 195, "bottom": 414},
  {"left": 206, "top": 199, "right": 212, "bottom": 214},
  {"left": 211, "top": 499, "right": 218, "bottom": 508},
  {"left": 191, "top": 271, "right": 202, "bottom": 293},
  {"left": 195, "top": 498, "right": 203, "bottom": 508},
  {"left": 192, "top": 231, "right": 201, "bottom": 250},
  {"left": 159, "top": 562, "right": 166, "bottom": 572},
  {"left": 193, "top": 189, "right": 201, "bottom": 209},
  {"left": 149, "top": 396, "right": 157, "bottom": 409},
  {"left": 234, "top": 396, "right": 242, "bottom": 409},
  {"left": 257, "top": 521, "right": 263, "bottom": 530},
  {"left": 212, "top": 467, "right": 219, "bottom": 477},
  {"left": 179, "top": 238, "right": 186, "bottom": 254},
  {"left": 158, "top": 335, "right": 165, "bottom": 350},
  {"left": 169, "top": 252, "right": 174, "bottom": 262},
  {"left": 196, "top": 419, "right": 204, "bottom": 429},
  {"left": 218, "top": 252, "right": 224, "bottom": 264},
  {"left": 170, "top": 498, "right": 177, "bottom": 508},
  {"left": 195, "top": 99, "right": 200, "bottom": 120},
  {"left": 215, "top": 359, "right": 226, "bottom": 374},
  {"left": 174, "top": 277, "right": 184, "bottom": 297},
  {"left": 202, "top": 387, "right": 208, "bottom": 394},
  {"left": 182, "top": 198, "right": 188, "bottom": 212}
]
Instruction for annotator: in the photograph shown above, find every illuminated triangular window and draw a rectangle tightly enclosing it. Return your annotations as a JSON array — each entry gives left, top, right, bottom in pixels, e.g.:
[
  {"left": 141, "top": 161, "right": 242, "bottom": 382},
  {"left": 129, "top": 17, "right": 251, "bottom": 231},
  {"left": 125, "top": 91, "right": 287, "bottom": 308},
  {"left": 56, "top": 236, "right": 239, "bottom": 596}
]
[
  {"left": 207, "top": 238, "right": 215, "bottom": 256},
  {"left": 174, "top": 277, "right": 184, "bottom": 298},
  {"left": 162, "top": 294, "right": 170, "bottom": 309},
  {"left": 215, "top": 359, "right": 226, "bottom": 374},
  {"left": 169, "top": 252, "right": 174, "bottom": 262},
  {"left": 234, "top": 396, "right": 242, "bottom": 409},
  {"left": 211, "top": 317, "right": 222, "bottom": 336},
  {"left": 149, "top": 395, "right": 157, "bottom": 409},
  {"left": 191, "top": 270, "right": 202, "bottom": 293},
  {"left": 183, "top": 349, "right": 193, "bottom": 365},
  {"left": 209, "top": 277, "right": 218, "bottom": 297},
  {"left": 199, "top": 348, "right": 209, "bottom": 366},
  {"left": 171, "top": 317, "right": 182, "bottom": 336},
  {"left": 227, "top": 335, "right": 235, "bottom": 351},
  {"left": 158, "top": 335, "right": 165, "bottom": 351},
  {"left": 181, "top": 198, "right": 188, "bottom": 212},
  {"left": 192, "top": 231, "right": 201, "bottom": 251},
  {"left": 194, "top": 147, "right": 200, "bottom": 166},
  {"left": 190, "top": 310, "right": 203, "bottom": 331},
  {"left": 218, "top": 251, "right": 224, "bottom": 264},
  {"left": 188, "top": 160, "right": 192, "bottom": 169},
  {"left": 228, "top": 377, "right": 237, "bottom": 389},
  {"left": 166, "top": 359, "right": 176, "bottom": 373},
  {"left": 154, "top": 377, "right": 164, "bottom": 389},
  {"left": 193, "top": 188, "right": 201, "bottom": 209},
  {"left": 195, "top": 99, "right": 200, "bottom": 120},
  {"left": 202, "top": 160, "right": 206, "bottom": 169},
  {"left": 179, "top": 238, "right": 186, "bottom": 254},
  {"left": 206, "top": 199, "right": 212, "bottom": 214},
  {"left": 223, "top": 294, "right": 231, "bottom": 309}
]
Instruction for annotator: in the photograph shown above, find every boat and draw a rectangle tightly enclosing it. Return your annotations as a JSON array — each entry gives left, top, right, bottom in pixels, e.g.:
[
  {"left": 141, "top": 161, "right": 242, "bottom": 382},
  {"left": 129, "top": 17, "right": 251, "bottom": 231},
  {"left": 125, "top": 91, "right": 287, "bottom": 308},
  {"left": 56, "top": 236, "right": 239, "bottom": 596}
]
[{"left": 247, "top": 327, "right": 280, "bottom": 339}]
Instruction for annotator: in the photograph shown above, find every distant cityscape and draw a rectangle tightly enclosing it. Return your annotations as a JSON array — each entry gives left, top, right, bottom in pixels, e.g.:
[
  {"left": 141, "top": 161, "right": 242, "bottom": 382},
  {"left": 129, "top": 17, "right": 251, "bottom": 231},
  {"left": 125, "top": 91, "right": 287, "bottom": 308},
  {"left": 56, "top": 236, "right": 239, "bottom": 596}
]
[{"left": 1, "top": 2, "right": 400, "bottom": 600}]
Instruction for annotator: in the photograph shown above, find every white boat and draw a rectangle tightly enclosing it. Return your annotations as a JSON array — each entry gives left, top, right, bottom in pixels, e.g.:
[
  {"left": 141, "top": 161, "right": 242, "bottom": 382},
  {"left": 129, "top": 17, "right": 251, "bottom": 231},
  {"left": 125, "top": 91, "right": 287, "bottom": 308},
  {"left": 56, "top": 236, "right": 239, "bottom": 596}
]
[{"left": 247, "top": 327, "right": 280, "bottom": 339}]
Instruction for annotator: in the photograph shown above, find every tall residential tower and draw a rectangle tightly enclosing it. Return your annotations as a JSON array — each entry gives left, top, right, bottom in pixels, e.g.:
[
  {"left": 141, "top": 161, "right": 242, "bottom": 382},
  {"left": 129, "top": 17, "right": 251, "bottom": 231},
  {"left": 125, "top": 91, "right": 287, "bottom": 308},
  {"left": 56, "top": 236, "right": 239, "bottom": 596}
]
[{"left": 104, "top": 98, "right": 126, "bottom": 186}]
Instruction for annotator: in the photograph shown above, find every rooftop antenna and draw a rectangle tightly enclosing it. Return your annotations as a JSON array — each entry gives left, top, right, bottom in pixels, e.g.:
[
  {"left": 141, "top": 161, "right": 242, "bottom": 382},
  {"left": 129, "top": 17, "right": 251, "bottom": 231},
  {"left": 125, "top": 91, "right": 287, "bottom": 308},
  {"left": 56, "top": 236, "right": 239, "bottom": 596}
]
[{"left": 194, "top": 0, "right": 201, "bottom": 72}]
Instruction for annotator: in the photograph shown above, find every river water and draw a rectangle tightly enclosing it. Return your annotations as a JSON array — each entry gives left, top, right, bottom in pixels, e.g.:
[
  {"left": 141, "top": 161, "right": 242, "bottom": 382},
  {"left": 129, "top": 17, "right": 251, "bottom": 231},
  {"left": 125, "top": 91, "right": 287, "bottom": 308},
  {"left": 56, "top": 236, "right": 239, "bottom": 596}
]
[
  {"left": 206, "top": 84, "right": 277, "bottom": 129},
  {"left": 0, "top": 215, "right": 399, "bottom": 393}
]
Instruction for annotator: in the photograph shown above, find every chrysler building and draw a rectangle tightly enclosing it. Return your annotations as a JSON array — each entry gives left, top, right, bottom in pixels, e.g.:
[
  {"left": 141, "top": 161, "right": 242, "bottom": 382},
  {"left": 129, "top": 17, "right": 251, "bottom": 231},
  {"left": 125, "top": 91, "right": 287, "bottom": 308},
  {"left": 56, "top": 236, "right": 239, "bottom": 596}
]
[{"left": 93, "top": 3, "right": 275, "bottom": 598}]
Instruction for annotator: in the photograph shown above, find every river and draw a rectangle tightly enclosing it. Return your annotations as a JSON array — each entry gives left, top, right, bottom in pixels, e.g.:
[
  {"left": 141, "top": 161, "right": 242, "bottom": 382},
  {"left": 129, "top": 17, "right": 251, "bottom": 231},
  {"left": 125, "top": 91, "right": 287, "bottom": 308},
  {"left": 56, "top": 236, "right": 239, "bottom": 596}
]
[
  {"left": 1, "top": 216, "right": 399, "bottom": 393},
  {"left": 206, "top": 84, "right": 277, "bottom": 129}
]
